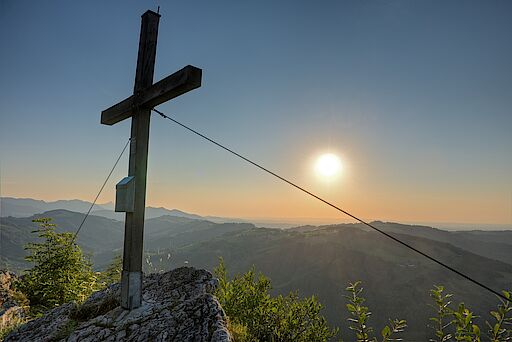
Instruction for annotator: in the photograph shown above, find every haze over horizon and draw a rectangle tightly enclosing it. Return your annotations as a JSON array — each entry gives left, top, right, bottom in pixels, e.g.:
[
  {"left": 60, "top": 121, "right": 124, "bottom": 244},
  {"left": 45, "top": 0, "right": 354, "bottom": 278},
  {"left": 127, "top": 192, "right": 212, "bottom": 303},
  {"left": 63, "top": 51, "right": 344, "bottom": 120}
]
[
  {"left": 1, "top": 1, "right": 511, "bottom": 226},
  {"left": 1, "top": 196, "right": 510, "bottom": 232}
]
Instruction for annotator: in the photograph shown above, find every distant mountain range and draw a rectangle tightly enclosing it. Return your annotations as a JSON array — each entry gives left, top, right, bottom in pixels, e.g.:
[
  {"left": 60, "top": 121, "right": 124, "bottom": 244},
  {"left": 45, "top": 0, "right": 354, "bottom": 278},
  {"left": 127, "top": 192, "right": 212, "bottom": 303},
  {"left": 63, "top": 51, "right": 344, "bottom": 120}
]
[
  {"left": 0, "top": 197, "right": 111, "bottom": 217},
  {"left": 2, "top": 198, "right": 512, "bottom": 339},
  {"left": 0, "top": 209, "right": 254, "bottom": 271},
  {"left": 3, "top": 197, "right": 510, "bottom": 231},
  {"left": 0, "top": 197, "right": 249, "bottom": 224}
]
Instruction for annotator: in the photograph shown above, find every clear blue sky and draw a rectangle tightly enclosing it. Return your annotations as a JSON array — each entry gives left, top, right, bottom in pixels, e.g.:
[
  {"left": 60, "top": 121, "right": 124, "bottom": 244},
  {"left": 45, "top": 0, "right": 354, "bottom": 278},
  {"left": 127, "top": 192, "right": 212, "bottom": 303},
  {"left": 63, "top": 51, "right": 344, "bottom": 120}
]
[{"left": 1, "top": 0, "right": 511, "bottom": 225}]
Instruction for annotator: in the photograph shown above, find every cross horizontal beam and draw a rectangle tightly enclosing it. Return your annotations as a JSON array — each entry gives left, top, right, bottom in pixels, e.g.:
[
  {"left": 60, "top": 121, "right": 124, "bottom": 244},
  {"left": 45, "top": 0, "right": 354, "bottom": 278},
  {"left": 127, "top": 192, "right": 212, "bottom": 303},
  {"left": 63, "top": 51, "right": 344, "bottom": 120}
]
[{"left": 101, "top": 65, "right": 202, "bottom": 125}]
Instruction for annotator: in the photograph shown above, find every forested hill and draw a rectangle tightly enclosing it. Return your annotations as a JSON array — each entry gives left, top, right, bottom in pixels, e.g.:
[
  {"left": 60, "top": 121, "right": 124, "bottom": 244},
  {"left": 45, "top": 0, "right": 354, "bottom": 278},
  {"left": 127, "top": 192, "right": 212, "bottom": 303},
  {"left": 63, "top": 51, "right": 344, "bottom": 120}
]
[
  {"left": 167, "top": 225, "right": 512, "bottom": 340},
  {"left": 1, "top": 210, "right": 511, "bottom": 340}
]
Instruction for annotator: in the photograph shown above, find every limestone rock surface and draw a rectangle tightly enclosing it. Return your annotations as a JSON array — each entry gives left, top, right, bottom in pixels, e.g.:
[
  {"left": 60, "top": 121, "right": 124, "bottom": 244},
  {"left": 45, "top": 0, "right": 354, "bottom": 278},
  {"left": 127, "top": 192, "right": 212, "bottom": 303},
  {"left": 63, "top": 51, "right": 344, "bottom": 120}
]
[
  {"left": 0, "top": 271, "right": 27, "bottom": 333},
  {"left": 5, "top": 267, "right": 231, "bottom": 342}
]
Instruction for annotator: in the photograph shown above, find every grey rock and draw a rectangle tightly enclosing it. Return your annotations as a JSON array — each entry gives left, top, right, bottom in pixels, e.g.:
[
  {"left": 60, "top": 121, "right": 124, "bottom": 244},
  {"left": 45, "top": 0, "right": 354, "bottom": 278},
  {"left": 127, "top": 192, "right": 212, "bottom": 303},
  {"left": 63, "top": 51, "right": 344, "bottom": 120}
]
[
  {"left": 0, "top": 271, "right": 28, "bottom": 332},
  {"left": 5, "top": 267, "right": 231, "bottom": 342}
]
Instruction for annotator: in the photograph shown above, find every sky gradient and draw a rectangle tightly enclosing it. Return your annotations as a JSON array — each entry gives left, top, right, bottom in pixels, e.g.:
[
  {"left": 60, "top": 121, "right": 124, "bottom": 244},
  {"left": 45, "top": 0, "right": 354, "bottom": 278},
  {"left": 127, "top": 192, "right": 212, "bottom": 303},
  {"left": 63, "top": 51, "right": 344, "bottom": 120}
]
[{"left": 1, "top": 0, "right": 511, "bottom": 226}]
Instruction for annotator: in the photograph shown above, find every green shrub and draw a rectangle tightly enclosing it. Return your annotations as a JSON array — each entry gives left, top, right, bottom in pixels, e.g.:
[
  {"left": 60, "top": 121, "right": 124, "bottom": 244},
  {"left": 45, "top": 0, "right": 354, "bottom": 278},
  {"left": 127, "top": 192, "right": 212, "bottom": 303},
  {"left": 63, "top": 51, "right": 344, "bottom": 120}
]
[
  {"left": 429, "top": 286, "right": 512, "bottom": 342},
  {"left": 14, "top": 218, "right": 97, "bottom": 314},
  {"left": 486, "top": 290, "right": 512, "bottom": 342},
  {"left": 269, "top": 292, "right": 336, "bottom": 341},
  {"left": 214, "top": 258, "right": 337, "bottom": 342}
]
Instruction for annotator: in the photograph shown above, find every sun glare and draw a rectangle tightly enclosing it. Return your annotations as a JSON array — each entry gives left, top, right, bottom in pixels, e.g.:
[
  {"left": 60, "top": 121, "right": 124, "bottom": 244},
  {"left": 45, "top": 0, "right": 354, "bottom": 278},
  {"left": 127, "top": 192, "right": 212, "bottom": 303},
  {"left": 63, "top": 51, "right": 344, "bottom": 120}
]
[{"left": 315, "top": 153, "right": 342, "bottom": 179}]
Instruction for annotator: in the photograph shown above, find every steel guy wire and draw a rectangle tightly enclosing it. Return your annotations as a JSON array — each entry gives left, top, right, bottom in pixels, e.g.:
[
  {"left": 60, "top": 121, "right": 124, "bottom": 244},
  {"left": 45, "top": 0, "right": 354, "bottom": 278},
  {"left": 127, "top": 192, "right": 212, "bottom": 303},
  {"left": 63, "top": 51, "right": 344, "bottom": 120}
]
[
  {"left": 152, "top": 107, "right": 509, "bottom": 303},
  {"left": 70, "top": 138, "right": 130, "bottom": 244}
]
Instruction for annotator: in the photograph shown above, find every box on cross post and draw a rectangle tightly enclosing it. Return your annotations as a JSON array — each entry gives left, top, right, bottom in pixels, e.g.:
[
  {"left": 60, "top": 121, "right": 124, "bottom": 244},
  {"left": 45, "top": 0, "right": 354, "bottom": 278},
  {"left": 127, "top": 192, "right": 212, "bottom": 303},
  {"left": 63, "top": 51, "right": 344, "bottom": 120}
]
[{"left": 115, "top": 176, "right": 135, "bottom": 213}]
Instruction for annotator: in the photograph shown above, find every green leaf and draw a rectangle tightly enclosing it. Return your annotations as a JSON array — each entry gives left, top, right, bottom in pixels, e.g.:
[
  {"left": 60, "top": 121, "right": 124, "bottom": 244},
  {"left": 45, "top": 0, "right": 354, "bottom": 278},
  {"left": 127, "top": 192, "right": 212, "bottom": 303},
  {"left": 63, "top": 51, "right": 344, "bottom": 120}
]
[{"left": 381, "top": 325, "right": 391, "bottom": 337}]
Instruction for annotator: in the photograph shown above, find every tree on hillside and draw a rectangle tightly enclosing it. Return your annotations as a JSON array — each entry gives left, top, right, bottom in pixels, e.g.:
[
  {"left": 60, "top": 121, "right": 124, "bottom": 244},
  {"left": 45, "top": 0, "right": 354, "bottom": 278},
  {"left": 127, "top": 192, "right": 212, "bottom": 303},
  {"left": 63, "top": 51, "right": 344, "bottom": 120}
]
[{"left": 14, "top": 218, "right": 97, "bottom": 314}]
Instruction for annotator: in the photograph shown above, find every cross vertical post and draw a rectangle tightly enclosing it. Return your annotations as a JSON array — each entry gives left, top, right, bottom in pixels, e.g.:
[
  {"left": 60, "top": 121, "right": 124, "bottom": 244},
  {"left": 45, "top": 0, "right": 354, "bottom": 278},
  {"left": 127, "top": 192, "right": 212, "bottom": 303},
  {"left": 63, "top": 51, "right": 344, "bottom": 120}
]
[
  {"left": 100, "top": 9, "right": 201, "bottom": 310},
  {"left": 121, "top": 10, "right": 159, "bottom": 310}
]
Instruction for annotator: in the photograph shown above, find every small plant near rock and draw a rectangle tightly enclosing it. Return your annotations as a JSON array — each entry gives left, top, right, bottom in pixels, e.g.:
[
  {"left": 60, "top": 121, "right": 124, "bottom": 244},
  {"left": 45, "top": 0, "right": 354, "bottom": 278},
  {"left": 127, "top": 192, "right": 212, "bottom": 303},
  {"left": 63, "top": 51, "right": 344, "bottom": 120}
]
[
  {"left": 486, "top": 290, "right": 512, "bottom": 342},
  {"left": 344, "top": 281, "right": 407, "bottom": 342},
  {"left": 430, "top": 285, "right": 454, "bottom": 341},
  {"left": 0, "top": 316, "right": 27, "bottom": 341},
  {"left": 144, "top": 251, "right": 171, "bottom": 274},
  {"left": 0, "top": 271, "right": 29, "bottom": 340},
  {"left": 429, "top": 286, "right": 512, "bottom": 342},
  {"left": 96, "top": 255, "right": 122, "bottom": 289}
]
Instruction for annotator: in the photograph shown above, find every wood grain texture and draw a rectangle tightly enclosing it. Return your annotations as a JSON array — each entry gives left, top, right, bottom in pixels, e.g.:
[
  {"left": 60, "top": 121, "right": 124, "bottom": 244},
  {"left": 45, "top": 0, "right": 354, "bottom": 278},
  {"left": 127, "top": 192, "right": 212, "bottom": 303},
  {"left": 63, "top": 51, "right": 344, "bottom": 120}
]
[
  {"left": 121, "top": 10, "right": 160, "bottom": 310},
  {"left": 101, "top": 65, "right": 201, "bottom": 125},
  {"left": 101, "top": 96, "right": 135, "bottom": 125},
  {"left": 138, "top": 65, "right": 202, "bottom": 110}
]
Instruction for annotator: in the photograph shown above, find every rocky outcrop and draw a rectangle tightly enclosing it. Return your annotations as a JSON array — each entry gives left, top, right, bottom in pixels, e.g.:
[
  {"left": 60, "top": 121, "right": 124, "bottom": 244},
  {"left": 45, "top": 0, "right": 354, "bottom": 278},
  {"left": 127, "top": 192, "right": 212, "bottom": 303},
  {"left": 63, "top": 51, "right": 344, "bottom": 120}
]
[
  {"left": 5, "top": 267, "right": 231, "bottom": 341},
  {"left": 0, "top": 271, "right": 27, "bottom": 334}
]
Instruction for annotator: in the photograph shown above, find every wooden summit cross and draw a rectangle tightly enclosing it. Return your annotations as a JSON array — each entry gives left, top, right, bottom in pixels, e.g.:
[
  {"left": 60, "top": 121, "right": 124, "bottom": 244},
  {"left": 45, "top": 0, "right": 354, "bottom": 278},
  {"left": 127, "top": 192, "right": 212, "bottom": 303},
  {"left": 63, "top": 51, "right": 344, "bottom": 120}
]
[{"left": 101, "top": 10, "right": 201, "bottom": 310}]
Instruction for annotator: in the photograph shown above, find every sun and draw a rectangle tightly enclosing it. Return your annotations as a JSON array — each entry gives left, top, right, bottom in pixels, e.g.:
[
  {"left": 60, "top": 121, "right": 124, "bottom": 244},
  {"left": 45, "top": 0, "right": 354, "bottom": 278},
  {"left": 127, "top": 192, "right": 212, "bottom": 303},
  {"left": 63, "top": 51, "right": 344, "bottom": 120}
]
[{"left": 315, "top": 153, "right": 342, "bottom": 178}]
